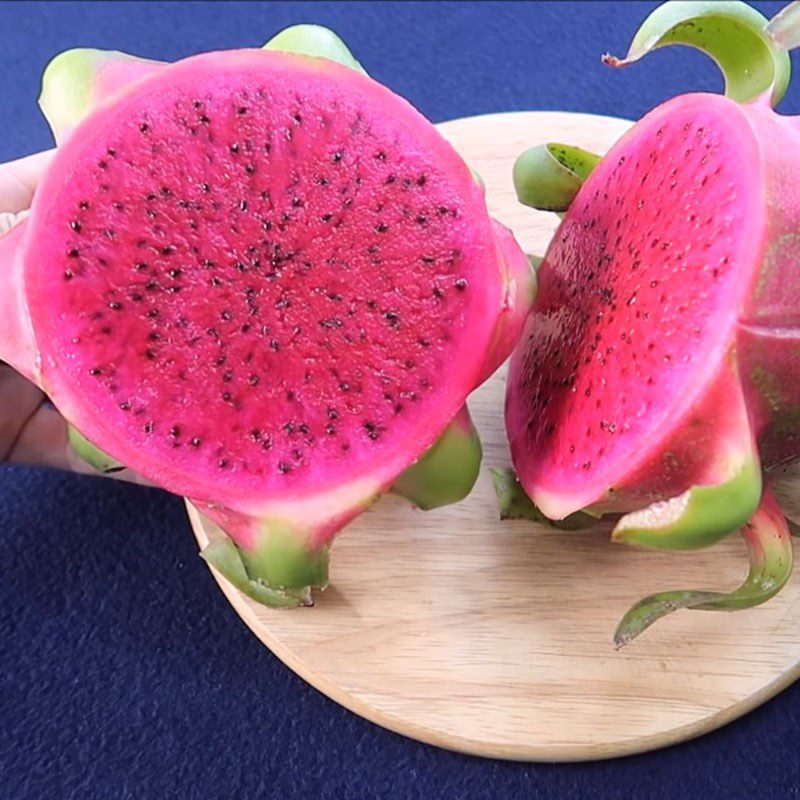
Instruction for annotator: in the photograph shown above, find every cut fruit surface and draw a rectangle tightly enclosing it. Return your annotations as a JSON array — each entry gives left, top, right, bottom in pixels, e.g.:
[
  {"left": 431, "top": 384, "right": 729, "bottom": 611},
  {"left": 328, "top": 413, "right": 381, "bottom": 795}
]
[
  {"left": 506, "top": 93, "right": 765, "bottom": 519},
  {"left": 26, "top": 49, "right": 501, "bottom": 509}
]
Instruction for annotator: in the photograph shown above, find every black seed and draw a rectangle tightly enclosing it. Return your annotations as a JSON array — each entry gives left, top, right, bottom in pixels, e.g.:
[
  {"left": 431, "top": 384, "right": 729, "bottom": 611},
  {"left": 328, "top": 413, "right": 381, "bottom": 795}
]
[
  {"left": 143, "top": 421, "right": 154, "bottom": 434},
  {"left": 238, "top": 199, "right": 247, "bottom": 212},
  {"left": 222, "top": 391, "right": 232, "bottom": 402},
  {"left": 108, "top": 301, "right": 122, "bottom": 311},
  {"left": 229, "top": 143, "right": 240, "bottom": 154},
  {"left": 416, "top": 214, "right": 427, "bottom": 225},
  {"left": 327, "top": 407, "right": 339, "bottom": 420},
  {"left": 331, "top": 151, "right": 343, "bottom": 162},
  {"left": 278, "top": 461, "right": 291, "bottom": 473},
  {"left": 139, "top": 123, "right": 149, "bottom": 133},
  {"left": 221, "top": 310, "right": 233, "bottom": 322},
  {"left": 161, "top": 246, "right": 175, "bottom": 256},
  {"left": 270, "top": 339, "right": 280, "bottom": 351},
  {"left": 218, "top": 458, "right": 229, "bottom": 469},
  {"left": 375, "top": 223, "right": 388, "bottom": 233},
  {"left": 238, "top": 106, "right": 247, "bottom": 115},
  {"left": 169, "top": 426, "right": 180, "bottom": 438},
  {"left": 79, "top": 200, "right": 90, "bottom": 210},
  {"left": 454, "top": 278, "right": 468, "bottom": 291},
  {"left": 68, "top": 248, "right": 80, "bottom": 258},
  {"left": 168, "top": 268, "right": 182, "bottom": 279},
  {"left": 89, "top": 367, "right": 102, "bottom": 376},
  {"left": 144, "top": 349, "right": 157, "bottom": 360},
  {"left": 222, "top": 371, "right": 233, "bottom": 383},
  {"left": 70, "top": 220, "right": 82, "bottom": 232},
  {"left": 248, "top": 374, "right": 260, "bottom": 386},
  {"left": 190, "top": 437, "right": 201, "bottom": 447},
  {"left": 130, "top": 292, "right": 143, "bottom": 303},
  {"left": 64, "top": 269, "right": 74, "bottom": 281}
]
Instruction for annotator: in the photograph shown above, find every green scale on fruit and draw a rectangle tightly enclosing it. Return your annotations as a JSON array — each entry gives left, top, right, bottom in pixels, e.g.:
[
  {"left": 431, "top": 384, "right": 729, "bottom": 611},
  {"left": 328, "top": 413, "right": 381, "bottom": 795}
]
[
  {"left": 0, "top": 25, "right": 535, "bottom": 607},
  {"left": 502, "top": 0, "right": 800, "bottom": 643}
]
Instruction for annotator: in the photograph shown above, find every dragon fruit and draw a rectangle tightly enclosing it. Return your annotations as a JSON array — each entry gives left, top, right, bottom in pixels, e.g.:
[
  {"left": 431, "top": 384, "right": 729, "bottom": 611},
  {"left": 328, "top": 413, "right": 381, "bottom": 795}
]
[
  {"left": 0, "top": 26, "right": 533, "bottom": 607},
  {"left": 505, "top": 1, "right": 800, "bottom": 644}
]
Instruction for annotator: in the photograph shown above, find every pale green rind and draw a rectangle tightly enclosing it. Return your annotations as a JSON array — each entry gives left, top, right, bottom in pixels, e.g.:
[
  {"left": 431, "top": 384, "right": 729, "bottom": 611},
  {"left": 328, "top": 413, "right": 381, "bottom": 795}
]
[
  {"left": 528, "top": 255, "right": 544, "bottom": 273},
  {"left": 602, "top": 0, "right": 791, "bottom": 106},
  {"left": 392, "top": 407, "right": 482, "bottom": 510},
  {"left": 263, "top": 24, "right": 366, "bottom": 73},
  {"left": 513, "top": 143, "right": 601, "bottom": 213},
  {"left": 241, "top": 519, "right": 330, "bottom": 590},
  {"left": 491, "top": 468, "right": 597, "bottom": 530},
  {"left": 39, "top": 49, "right": 101, "bottom": 142},
  {"left": 200, "top": 539, "right": 313, "bottom": 608},
  {"left": 612, "top": 449, "right": 762, "bottom": 550},
  {"left": 767, "top": 1, "right": 800, "bottom": 51},
  {"left": 614, "top": 488, "right": 792, "bottom": 647},
  {"left": 68, "top": 425, "right": 125, "bottom": 474},
  {"left": 39, "top": 48, "right": 160, "bottom": 143}
]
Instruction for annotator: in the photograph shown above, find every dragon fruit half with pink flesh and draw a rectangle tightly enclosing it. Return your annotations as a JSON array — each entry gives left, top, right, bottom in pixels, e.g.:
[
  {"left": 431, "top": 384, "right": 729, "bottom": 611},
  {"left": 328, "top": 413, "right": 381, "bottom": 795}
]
[
  {"left": 0, "top": 26, "right": 534, "bottom": 607},
  {"left": 503, "top": 0, "right": 800, "bottom": 645}
]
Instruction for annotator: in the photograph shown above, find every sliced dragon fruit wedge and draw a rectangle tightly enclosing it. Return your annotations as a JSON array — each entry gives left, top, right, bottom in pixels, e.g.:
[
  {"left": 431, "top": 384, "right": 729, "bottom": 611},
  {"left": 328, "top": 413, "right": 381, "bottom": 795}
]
[
  {"left": 505, "top": 0, "right": 800, "bottom": 642},
  {"left": 1, "top": 26, "right": 533, "bottom": 606}
]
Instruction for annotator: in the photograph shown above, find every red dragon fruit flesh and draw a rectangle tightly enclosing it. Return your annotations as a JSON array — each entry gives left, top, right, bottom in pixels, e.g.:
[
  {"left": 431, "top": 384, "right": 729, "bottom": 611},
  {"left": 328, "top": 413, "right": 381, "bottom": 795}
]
[
  {"left": 0, "top": 26, "right": 534, "bottom": 607},
  {"left": 504, "top": 0, "right": 800, "bottom": 645}
]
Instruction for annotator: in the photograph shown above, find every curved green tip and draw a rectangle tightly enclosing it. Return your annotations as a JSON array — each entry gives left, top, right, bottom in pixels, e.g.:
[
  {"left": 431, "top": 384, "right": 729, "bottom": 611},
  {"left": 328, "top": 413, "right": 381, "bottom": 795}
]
[
  {"left": 491, "top": 468, "right": 597, "bottom": 530},
  {"left": 263, "top": 24, "right": 366, "bottom": 74},
  {"left": 602, "top": 0, "right": 791, "bottom": 106},
  {"left": 392, "top": 406, "right": 482, "bottom": 510},
  {"left": 68, "top": 426, "right": 125, "bottom": 474},
  {"left": 612, "top": 448, "right": 762, "bottom": 550},
  {"left": 614, "top": 487, "right": 792, "bottom": 647},
  {"left": 200, "top": 521, "right": 329, "bottom": 608},
  {"left": 513, "top": 143, "right": 600, "bottom": 213}
]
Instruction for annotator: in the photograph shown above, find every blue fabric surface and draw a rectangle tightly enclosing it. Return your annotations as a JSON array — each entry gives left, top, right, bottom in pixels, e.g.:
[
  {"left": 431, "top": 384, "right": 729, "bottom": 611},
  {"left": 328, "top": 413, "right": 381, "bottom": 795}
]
[{"left": 2, "top": 2, "right": 800, "bottom": 797}]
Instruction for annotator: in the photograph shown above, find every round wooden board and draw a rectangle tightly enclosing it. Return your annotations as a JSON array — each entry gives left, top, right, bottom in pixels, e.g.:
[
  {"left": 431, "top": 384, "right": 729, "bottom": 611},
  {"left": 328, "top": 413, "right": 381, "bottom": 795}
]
[{"left": 188, "top": 111, "right": 800, "bottom": 762}]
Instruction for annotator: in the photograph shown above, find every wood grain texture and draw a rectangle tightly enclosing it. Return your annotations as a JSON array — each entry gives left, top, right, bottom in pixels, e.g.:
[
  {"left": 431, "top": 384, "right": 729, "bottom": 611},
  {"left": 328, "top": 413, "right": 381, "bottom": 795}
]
[{"left": 188, "top": 111, "right": 800, "bottom": 762}]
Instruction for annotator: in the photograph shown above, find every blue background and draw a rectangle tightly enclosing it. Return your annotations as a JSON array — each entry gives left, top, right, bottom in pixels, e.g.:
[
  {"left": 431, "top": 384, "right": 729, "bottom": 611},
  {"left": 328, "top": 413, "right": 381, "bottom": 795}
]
[{"left": 2, "top": 2, "right": 800, "bottom": 798}]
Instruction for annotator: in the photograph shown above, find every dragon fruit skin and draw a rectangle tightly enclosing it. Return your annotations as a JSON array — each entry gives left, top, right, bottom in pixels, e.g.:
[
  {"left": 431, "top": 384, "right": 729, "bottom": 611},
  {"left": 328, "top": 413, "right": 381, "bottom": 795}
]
[
  {"left": 505, "top": 1, "right": 799, "bottom": 643},
  {"left": 0, "top": 28, "right": 533, "bottom": 607}
]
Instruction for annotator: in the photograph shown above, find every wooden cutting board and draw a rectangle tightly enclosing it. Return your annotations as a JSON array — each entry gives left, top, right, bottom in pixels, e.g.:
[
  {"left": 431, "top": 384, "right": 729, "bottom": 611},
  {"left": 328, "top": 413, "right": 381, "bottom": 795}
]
[{"left": 188, "top": 111, "right": 800, "bottom": 762}]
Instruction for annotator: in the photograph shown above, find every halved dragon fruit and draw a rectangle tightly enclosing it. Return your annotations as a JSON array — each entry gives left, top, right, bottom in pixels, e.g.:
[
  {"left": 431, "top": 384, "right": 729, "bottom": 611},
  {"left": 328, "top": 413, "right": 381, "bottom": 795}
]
[
  {"left": 0, "top": 26, "right": 533, "bottom": 606},
  {"left": 505, "top": 1, "right": 800, "bottom": 644}
]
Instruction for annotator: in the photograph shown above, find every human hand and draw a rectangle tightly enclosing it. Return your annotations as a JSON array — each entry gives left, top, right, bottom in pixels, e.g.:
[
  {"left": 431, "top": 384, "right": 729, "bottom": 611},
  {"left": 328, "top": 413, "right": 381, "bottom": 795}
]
[{"left": 0, "top": 151, "right": 147, "bottom": 482}]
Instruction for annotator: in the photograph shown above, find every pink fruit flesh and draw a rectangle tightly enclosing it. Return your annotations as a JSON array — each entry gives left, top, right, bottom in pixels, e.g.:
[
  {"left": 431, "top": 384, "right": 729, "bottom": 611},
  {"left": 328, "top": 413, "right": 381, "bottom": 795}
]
[
  {"left": 507, "top": 93, "right": 768, "bottom": 518},
  {"left": 25, "top": 49, "right": 501, "bottom": 509}
]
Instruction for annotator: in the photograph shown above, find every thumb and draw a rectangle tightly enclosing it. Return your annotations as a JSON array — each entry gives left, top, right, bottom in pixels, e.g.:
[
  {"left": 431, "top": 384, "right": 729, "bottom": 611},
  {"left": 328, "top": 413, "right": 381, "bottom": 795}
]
[{"left": 0, "top": 149, "right": 55, "bottom": 216}]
